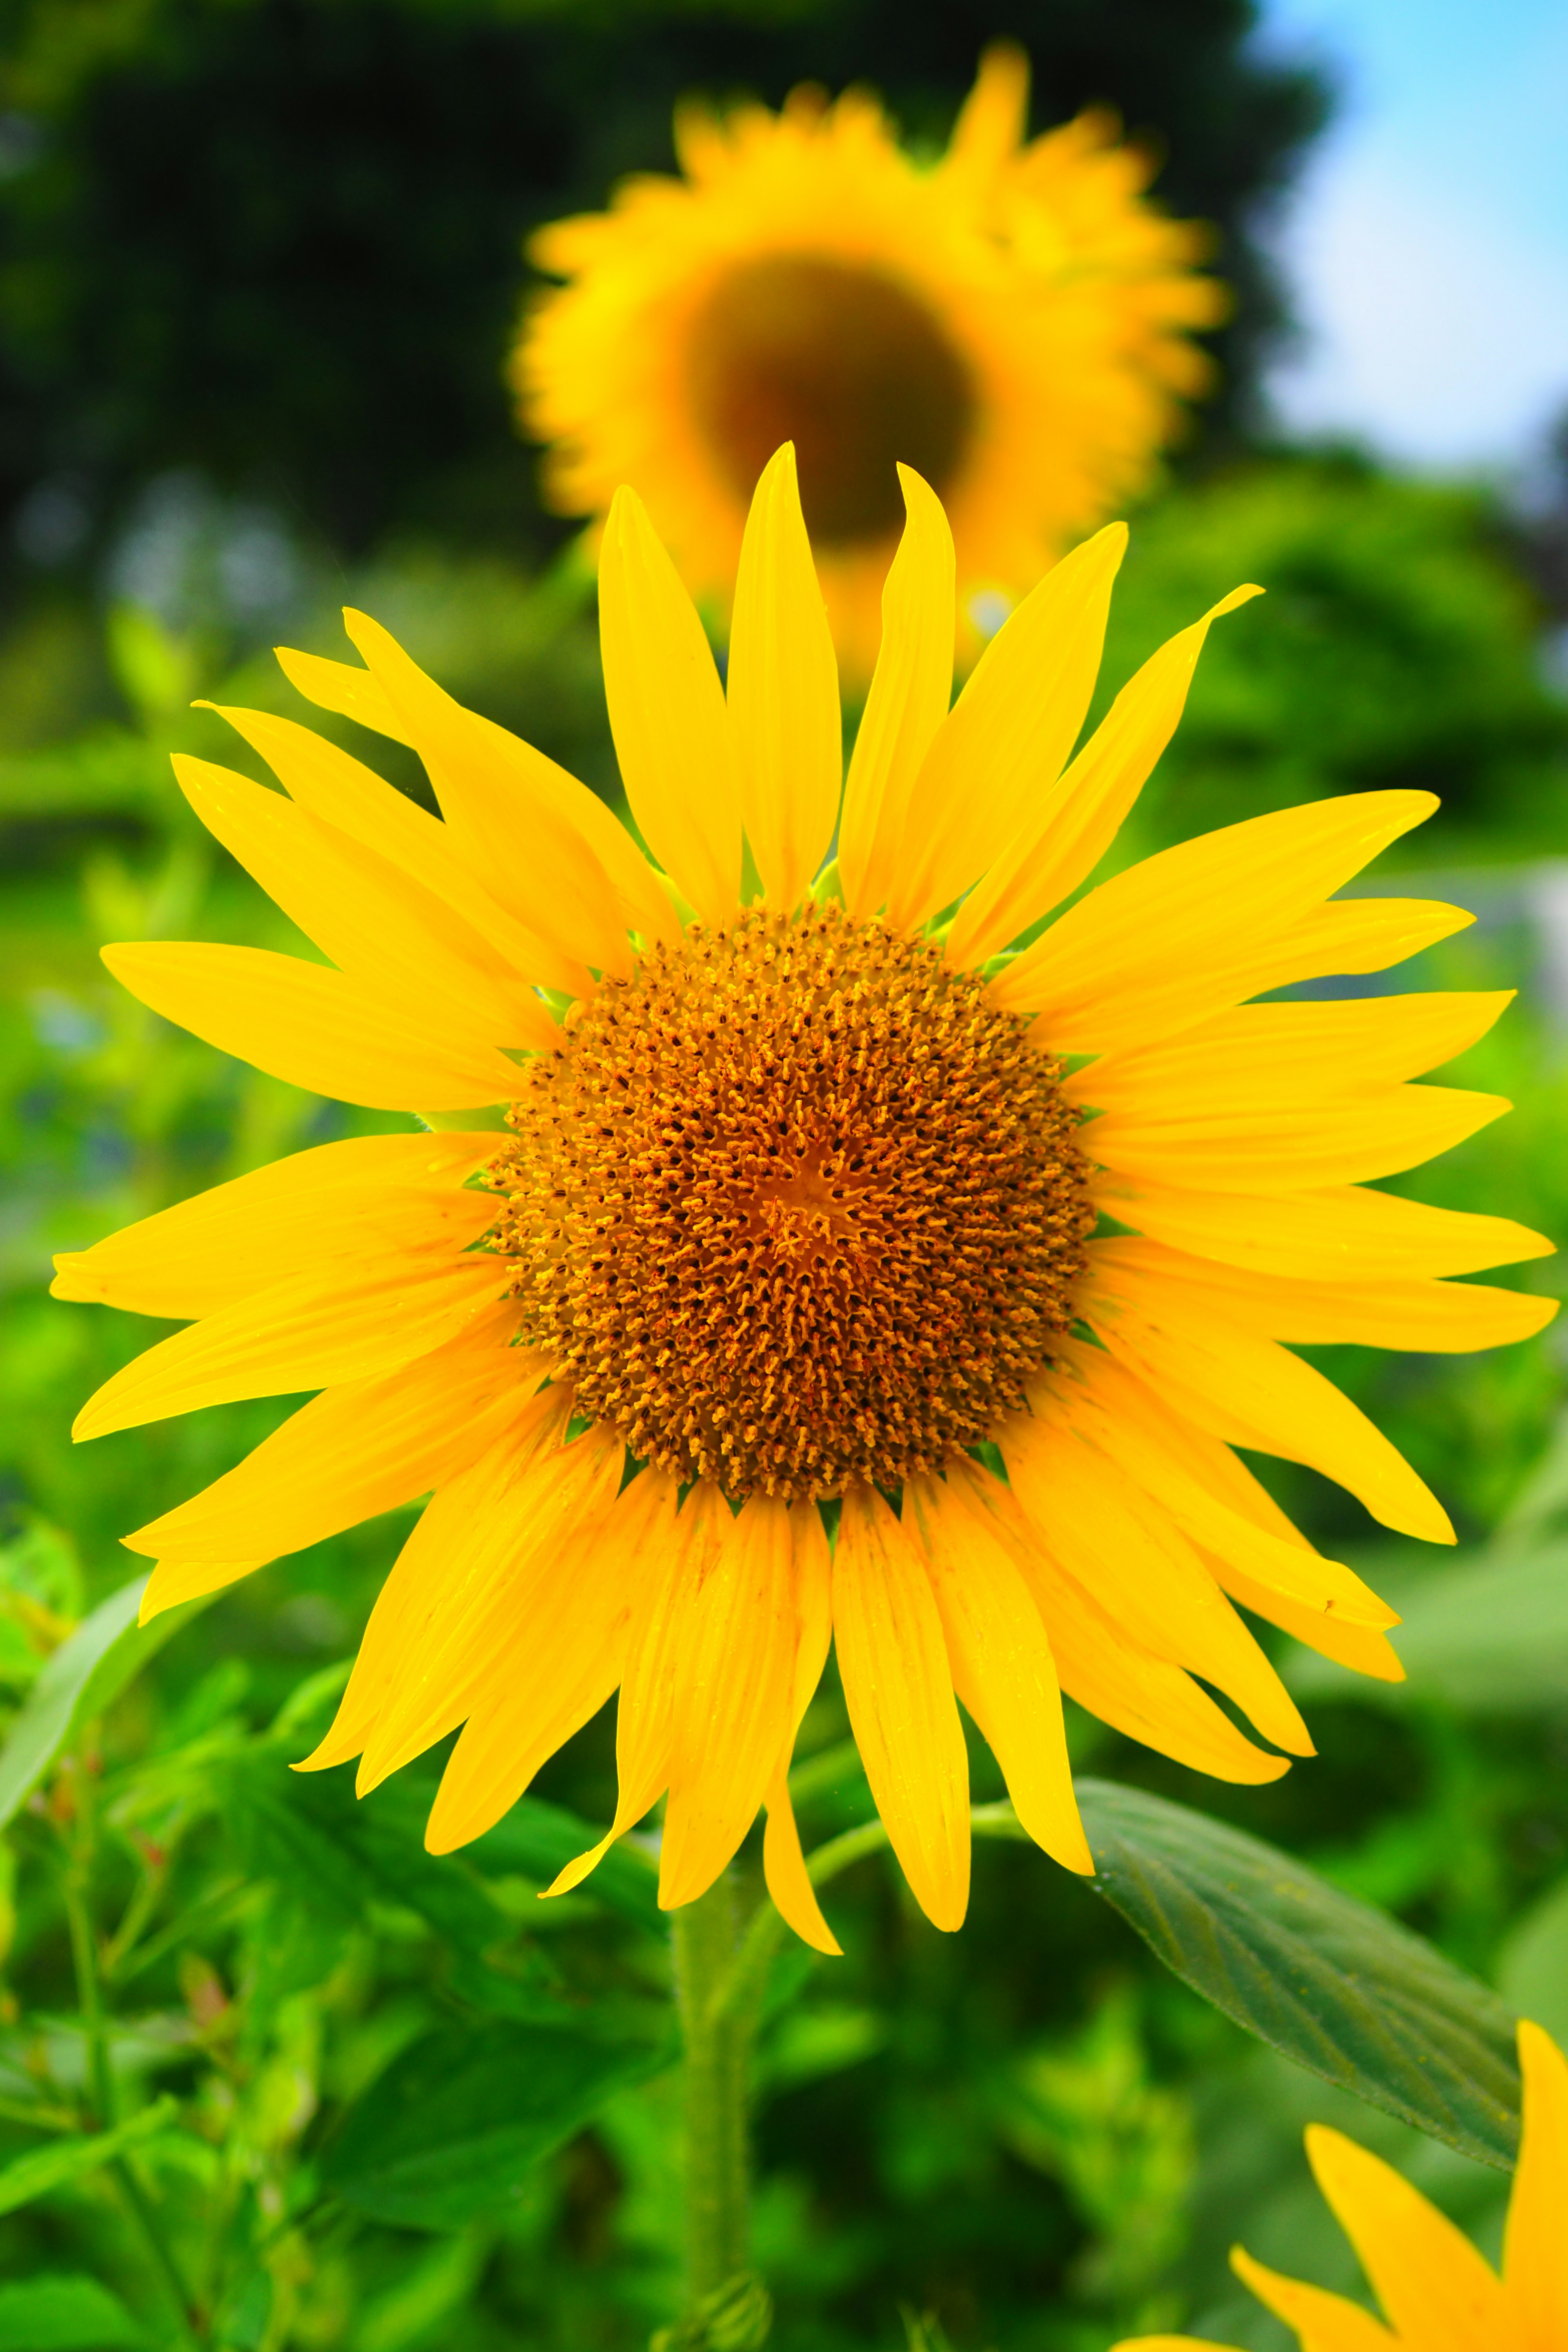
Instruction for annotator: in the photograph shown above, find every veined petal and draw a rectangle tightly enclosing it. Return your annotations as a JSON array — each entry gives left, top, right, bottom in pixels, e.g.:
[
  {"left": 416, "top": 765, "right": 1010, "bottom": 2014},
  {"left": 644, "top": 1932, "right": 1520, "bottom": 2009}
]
[
  {"left": 74, "top": 1250, "right": 507, "bottom": 1441},
  {"left": 210, "top": 704, "right": 590, "bottom": 999},
  {"left": 832, "top": 1483, "right": 969, "bottom": 1931},
  {"left": 762, "top": 1499, "right": 841, "bottom": 1955},
  {"left": 1000, "top": 1417, "right": 1312, "bottom": 1756},
  {"left": 1082, "top": 1082, "right": 1509, "bottom": 1193},
  {"left": 541, "top": 1477, "right": 717, "bottom": 1900},
  {"left": 1070, "top": 993, "right": 1514, "bottom": 1119},
  {"left": 53, "top": 1132, "right": 499, "bottom": 1319},
  {"left": 599, "top": 485, "right": 740, "bottom": 928},
  {"left": 1229, "top": 2247, "right": 1396, "bottom": 2351},
  {"left": 762, "top": 1771, "right": 842, "bottom": 1957},
  {"left": 1090, "top": 1240, "right": 1556, "bottom": 1354},
  {"left": 1216, "top": 1563, "right": 1407, "bottom": 1684},
  {"left": 298, "top": 1386, "right": 573, "bottom": 1775},
  {"left": 903, "top": 1471, "right": 1091, "bottom": 1871},
  {"left": 125, "top": 1303, "right": 536, "bottom": 1574},
  {"left": 1083, "top": 1257, "right": 1454, "bottom": 1543},
  {"left": 341, "top": 608, "right": 676, "bottom": 970},
  {"left": 423, "top": 1466, "right": 673, "bottom": 1855},
  {"left": 101, "top": 943, "right": 527, "bottom": 1112},
  {"left": 991, "top": 792, "right": 1440, "bottom": 1035},
  {"left": 838, "top": 467, "right": 955, "bottom": 919},
  {"left": 1504, "top": 2020, "right": 1568, "bottom": 2342},
  {"left": 888, "top": 522, "right": 1127, "bottom": 929},
  {"left": 1305, "top": 2124, "right": 1507, "bottom": 2346},
  {"left": 727, "top": 444, "right": 842, "bottom": 912},
  {"left": 660, "top": 1492, "right": 798, "bottom": 1908},
  {"left": 1094, "top": 1177, "right": 1555, "bottom": 1283},
  {"left": 948, "top": 584, "right": 1259, "bottom": 968}
]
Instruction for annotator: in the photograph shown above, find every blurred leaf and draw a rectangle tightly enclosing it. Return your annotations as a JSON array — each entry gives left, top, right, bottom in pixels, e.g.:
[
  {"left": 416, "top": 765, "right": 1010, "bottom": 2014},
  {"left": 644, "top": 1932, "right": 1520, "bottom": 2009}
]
[
  {"left": 323, "top": 2018, "right": 673, "bottom": 2229},
  {"left": 105, "top": 606, "right": 196, "bottom": 728},
  {"left": 472, "top": 1795, "right": 662, "bottom": 1929},
  {"left": 0, "top": 2274, "right": 149, "bottom": 2349},
  {"left": 0, "top": 1577, "right": 211, "bottom": 1829},
  {"left": 1291, "top": 1543, "right": 1568, "bottom": 1713},
  {"left": 1497, "top": 1873, "right": 1568, "bottom": 2051},
  {"left": 1074, "top": 1779, "right": 1519, "bottom": 2170},
  {"left": 0, "top": 2098, "right": 176, "bottom": 2218}
]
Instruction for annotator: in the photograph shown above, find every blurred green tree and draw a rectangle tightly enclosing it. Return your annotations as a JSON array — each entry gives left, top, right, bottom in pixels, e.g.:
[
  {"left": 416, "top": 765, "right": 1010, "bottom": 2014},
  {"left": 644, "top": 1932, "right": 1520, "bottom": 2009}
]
[{"left": 0, "top": 0, "right": 1330, "bottom": 591}]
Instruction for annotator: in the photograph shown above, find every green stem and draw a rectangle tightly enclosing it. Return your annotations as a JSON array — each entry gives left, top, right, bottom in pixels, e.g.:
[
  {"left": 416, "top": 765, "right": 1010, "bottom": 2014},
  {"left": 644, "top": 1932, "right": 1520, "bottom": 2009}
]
[{"left": 670, "top": 1875, "right": 751, "bottom": 2308}]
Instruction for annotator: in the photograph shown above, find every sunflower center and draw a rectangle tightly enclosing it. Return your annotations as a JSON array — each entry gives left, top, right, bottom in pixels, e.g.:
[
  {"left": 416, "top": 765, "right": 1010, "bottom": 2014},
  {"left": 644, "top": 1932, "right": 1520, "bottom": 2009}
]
[
  {"left": 489, "top": 905, "right": 1093, "bottom": 1503},
  {"left": 684, "top": 255, "right": 977, "bottom": 546}
]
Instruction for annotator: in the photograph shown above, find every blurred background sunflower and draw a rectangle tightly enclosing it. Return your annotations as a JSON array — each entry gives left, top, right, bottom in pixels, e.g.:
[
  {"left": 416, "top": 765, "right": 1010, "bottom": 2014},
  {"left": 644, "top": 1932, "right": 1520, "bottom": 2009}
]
[{"left": 3, "top": 1, "right": 1568, "bottom": 2348}]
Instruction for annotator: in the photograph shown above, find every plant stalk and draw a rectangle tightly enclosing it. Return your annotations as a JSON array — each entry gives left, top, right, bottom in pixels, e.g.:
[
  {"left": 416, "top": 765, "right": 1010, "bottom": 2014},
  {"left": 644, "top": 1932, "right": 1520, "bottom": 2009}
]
[{"left": 670, "top": 1873, "right": 752, "bottom": 2311}]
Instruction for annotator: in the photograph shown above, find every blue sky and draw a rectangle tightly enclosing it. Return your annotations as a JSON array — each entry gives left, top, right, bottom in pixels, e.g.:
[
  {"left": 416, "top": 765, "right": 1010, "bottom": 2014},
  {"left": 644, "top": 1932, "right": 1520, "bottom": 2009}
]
[{"left": 1253, "top": 0, "right": 1568, "bottom": 470}]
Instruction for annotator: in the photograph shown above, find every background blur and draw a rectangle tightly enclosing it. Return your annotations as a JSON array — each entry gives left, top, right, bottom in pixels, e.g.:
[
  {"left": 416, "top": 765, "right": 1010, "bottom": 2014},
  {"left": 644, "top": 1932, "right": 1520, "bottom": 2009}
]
[{"left": 2, "top": 2, "right": 1567, "bottom": 2348}]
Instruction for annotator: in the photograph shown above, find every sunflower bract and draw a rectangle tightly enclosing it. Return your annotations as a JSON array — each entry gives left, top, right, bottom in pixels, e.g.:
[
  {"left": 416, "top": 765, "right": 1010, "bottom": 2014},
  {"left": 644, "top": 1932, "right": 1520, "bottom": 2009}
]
[{"left": 61, "top": 441, "right": 1555, "bottom": 1942}]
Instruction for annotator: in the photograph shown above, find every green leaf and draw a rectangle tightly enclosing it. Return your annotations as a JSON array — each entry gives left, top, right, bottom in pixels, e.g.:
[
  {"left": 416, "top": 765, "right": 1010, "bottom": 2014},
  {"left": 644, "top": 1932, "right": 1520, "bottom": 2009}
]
[
  {"left": 0, "top": 2274, "right": 150, "bottom": 2350},
  {"left": 0, "top": 2098, "right": 178, "bottom": 2218},
  {"left": 0, "top": 1580, "right": 211, "bottom": 1829},
  {"left": 472, "top": 1795, "right": 662, "bottom": 1928},
  {"left": 323, "top": 2018, "right": 674, "bottom": 2229},
  {"left": 1497, "top": 1871, "right": 1568, "bottom": 2051},
  {"left": 1290, "top": 1541, "right": 1568, "bottom": 1713},
  {"left": 1074, "top": 1779, "right": 1520, "bottom": 2170}
]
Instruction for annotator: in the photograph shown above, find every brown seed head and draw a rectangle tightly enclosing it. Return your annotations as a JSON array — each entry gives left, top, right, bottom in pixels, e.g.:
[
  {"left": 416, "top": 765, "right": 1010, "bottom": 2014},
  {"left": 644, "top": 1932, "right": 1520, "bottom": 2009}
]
[{"left": 488, "top": 904, "right": 1093, "bottom": 1501}]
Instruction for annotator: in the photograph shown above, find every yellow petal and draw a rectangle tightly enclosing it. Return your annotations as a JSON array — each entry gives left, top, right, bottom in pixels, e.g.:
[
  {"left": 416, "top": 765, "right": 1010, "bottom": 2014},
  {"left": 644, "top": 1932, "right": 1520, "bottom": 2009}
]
[
  {"left": 832, "top": 1483, "right": 969, "bottom": 1932},
  {"left": 598, "top": 485, "right": 739, "bottom": 929},
  {"left": 1082, "top": 1254, "right": 1455, "bottom": 1543},
  {"left": 659, "top": 1493, "right": 798, "bottom": 1908},
  {"left": 274, "top": 643, "right": 411, "bottom": 741},
  {"left": 74, "top": 1251, "right": 506, "bottom": 1441},
  {"left": 101, "top": 942, "right": 526, "bottom": 1112},
  {"left": 1083, "top": 1081, "right": 1510, "bottom": 1193},
  {"left": 939, "top": 41, "right": 1029, "bottom": 186},
  {"left": 423, "top": 1468, "right": 666, "bottom": 1854},
  {"left": 1504, "top": 2019, "right": 1568, "bottom": 2342},
  {"left": 53, "top": 1132, "right": 499, "bottom": 1320},
  {"left": 210, "top": 703, "right": 590, "bottom": 999},
  {"left": 726, "top": 444, "right": 842, "bottom": 912},
  {"left": 1216, "top": 1562, "right": 1406, "bottom": 1684},
  {"left": 298, "top": 1386, "right": 573, "bottom": 1775},
  {"left": 1072, "top": 992, "right": 1515, "bottom": 1117},
  {"left": 356, "top": 1418, "right": 624, "bottom": 1794},
  {"left": 837, "top": 466, "right": 955, "bottom": 919},
  {"left": 1025, "top": 1346, "right": 1397, "bottom": 1629},
  {"left": 992, "top": 792, "right": 1439, "bottom": 1038},
  {"left": 949, "top": 585, "right": 1259, "bottom": 967},
  {"left": 125, "top": 1303, "right": 536, "bottom": 1573},
  {"left": 1095, "top": 1176, "right": 1555, "bottom": 1282},
  {"left": 762, "top": 1770, "right": 843, "bottom": 1957},
  {"left": 341, "top": 608, "right": 676, "bottom": 971},
  {"left": 1305, "top": 2123, "right": 1507, "bottom": 2346},
  {"left": 904, "top": 1471, "right": 1092, "bottom": 1872},
  {"left": 138, "top": 1559, "right": 266, "bottom": 1620},
  {"left": 1229, "top": 2245, "right": 1397, "bottom": 2351},
  {"left": 172, "top": 755, "right": 558, "bottom": 1053},
  {"left": 888, "top": 522, "right": 1127, "bottom": 930},
  {"left": 1000, "top": 1419, "right": 1312, "bottom": 1757}
]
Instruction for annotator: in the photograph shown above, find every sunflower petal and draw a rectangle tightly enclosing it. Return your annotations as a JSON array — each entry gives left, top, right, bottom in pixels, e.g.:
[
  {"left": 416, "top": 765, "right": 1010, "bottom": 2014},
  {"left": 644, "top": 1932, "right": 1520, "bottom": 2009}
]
[
  {"left": 1096, "top": 1178, "right": 1555, "bottom": 1282},
  {"left": 274, "top": 644, "right": 411, "bottom": 742},
  {"left": 832, "top": 1483, "right": 969, "bottom": 1931},
  {"left": 837, "top": 466, "right": 955, "bottom": 919},
  {"left": 727, "top": 444, "right": 842, "bottom": 911},
  {"left": 74, "top": 1252, "right": 507, "bottom": 1441},
  {"left": 762, "top": 1770, "right": 842, "bottom": 1956},
  {"left": 1082, "top": 1081, "right": 1509, "bottom": 1193},
  {"left": 1229, "top": 2246, "right": 1396, "bottom": 2351},
  {"left": 1305, "top": 2123, "right": 1507, "bottom": 2345},
  {"left": 125, "top": 1304, "right": 536, "bottom": 1574},
  {"left": 138, "top": 1559, "right": 267, "bottom": 1620},
  {"left": 599, "top": 486, "right": 740, "bottom": 928},
  {"left": 101, "top": 942, "right": 527, "bottom": 1111},
  {"left": 888, "top": 522, "right": 1127, "bottom": 929},
  {"left": 904, "top": 1472, "right": 1092, "bottom": 1871},
  {"left": 949, "top": 585, "right": 1258, "bottom": 967},
  {"left": 1503, "top": 2019, "right": 1568, "bottom": 2339}
]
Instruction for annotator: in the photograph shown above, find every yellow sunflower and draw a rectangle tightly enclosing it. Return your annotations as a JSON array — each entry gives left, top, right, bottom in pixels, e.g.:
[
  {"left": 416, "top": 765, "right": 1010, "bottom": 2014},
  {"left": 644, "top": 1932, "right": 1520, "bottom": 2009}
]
[
  {"left": 1114, "top": 2018, "right": 1568, "bottom": 2352},
  {"left": 58, "top": 447, "right": 1553, "bottom": 1950},
  {"left": 515, "top": 45, "right": 1224, "bottom": 677}
]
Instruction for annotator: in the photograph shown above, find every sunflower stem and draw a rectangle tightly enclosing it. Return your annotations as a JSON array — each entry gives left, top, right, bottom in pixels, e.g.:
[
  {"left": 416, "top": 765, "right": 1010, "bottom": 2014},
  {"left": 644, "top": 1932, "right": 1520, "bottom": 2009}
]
[{"left": 670, "top": 1874, "right": 755, "bottom": 2319}]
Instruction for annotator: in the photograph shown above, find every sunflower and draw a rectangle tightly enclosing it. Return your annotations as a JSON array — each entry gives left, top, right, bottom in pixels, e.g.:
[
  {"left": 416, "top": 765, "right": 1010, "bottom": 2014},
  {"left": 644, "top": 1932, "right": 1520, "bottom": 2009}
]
[
  {"left": 1114, "top": 2019, "right": 1568, "bottom": 2352},
  {"left": 515, "top": 45, "right": 1224, "bottom": 677},
  {"left": 58, "top": 448, "right": 1553, "bottom": 1949}
]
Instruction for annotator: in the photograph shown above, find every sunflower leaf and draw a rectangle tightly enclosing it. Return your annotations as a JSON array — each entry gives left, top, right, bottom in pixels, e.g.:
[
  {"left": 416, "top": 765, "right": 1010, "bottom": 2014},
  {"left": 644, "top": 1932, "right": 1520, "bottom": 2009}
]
[
  {"left": 322, "top": 2017, "right": 674, "bottom": 2229},
  {"left": 1073, "top": 1777, "right": 1520, "bottom": 2169}
]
